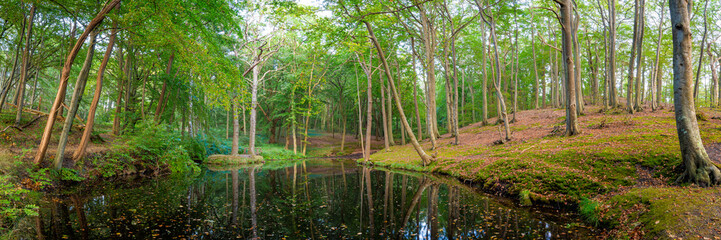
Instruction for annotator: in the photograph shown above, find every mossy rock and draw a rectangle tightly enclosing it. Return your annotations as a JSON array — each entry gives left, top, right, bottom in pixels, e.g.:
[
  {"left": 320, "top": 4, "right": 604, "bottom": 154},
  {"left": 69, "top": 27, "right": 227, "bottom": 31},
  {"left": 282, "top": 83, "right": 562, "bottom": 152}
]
[{"left": 205, "top": 154, "right": 265, "bottom": 166}]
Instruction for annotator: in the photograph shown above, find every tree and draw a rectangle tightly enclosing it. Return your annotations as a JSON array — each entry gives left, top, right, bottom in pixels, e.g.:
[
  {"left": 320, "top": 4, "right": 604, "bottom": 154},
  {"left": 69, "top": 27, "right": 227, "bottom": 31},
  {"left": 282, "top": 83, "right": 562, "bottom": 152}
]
[
  {"left": 475, "top": 0, "right": 511, "bottom": 142},
  {"left": 14, "top": 3, "right": 35, "bottom": 126},
  {"left": 34, "top": 0, "right": 122, "bottom": 165},
  {"left": 669, "top": 0, "right": 721, "bottom": 186},
  {"left": 74, "top": 19, "right": 119, "bottom": 162},
  {"left": 556, "top": 0, "right": 580, "bottom": 136},
  {"left": 54, "top": 31, "right": 98, "bottom": 168}
]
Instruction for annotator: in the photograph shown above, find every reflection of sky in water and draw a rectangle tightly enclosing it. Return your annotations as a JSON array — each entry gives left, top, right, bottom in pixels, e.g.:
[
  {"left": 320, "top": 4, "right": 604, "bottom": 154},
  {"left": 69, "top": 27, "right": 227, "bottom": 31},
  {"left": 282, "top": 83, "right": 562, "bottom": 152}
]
[{"left": 22, "top": 160, "right": 595, "bottom": 239}]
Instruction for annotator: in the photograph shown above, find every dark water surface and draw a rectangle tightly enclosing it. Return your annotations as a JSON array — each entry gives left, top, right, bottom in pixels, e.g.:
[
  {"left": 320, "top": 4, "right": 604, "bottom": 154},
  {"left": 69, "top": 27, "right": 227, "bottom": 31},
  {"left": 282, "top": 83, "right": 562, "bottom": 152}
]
[{"left": 20, "top": 159, "right": 596, "bottom": 239}]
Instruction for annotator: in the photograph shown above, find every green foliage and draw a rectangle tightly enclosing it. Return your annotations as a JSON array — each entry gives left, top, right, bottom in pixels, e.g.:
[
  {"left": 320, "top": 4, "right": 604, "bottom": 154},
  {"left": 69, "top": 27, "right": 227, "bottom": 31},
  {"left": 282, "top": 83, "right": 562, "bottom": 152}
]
[
  {"left": 160, "top": 146, "right": 200, "bottom": 174},
  {"left": 579, "top": 197, "right": 600, "bottom": 226},
  {"left": 181, "top": 136, "right": 207, "bottom": 162},
  {"left": 56, "top": 168, "right": 85, "bottom": 182},
  {"left": 259, "top": 145, "right": 304, "bottom": 160},
  {"left": 25, "top": 168, "right": 52, "bottom": 189},
  {"left": 0, "top": 175, "right": 38, "bottom": 234}
]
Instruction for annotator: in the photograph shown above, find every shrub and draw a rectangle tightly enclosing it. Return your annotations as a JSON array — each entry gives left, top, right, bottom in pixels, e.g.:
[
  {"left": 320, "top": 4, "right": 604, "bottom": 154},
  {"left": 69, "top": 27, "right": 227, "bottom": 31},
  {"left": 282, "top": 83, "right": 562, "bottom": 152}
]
[{"left": 160, "top": 146, "right": 200, "bottom": 174}]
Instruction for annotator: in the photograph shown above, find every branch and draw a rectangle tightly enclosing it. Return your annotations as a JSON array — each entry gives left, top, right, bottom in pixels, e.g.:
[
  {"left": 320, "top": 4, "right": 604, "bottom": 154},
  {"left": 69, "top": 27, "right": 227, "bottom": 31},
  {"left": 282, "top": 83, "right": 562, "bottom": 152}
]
[{"left": 538, "top": 34, "right": 561, "bottom": 52}]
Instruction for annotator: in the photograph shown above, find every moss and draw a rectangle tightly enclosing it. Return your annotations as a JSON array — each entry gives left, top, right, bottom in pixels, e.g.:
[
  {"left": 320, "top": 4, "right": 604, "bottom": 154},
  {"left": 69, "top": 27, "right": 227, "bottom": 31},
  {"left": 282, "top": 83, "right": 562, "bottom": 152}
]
[
  {"left": 599, "top": 187, "right": 721, "bottom": 239},
  {"left": 519, "top": 189, "right": 532, "bottom": 207},
  {"left": 206, "top": 154, "right": 264, "bottom": 165}
]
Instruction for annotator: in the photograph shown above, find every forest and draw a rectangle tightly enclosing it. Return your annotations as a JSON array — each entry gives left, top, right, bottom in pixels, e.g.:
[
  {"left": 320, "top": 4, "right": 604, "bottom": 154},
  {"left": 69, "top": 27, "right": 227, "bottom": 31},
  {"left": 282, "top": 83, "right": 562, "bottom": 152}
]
[{"left": 1, "top": 0, "right": 721, "bottom": 239}]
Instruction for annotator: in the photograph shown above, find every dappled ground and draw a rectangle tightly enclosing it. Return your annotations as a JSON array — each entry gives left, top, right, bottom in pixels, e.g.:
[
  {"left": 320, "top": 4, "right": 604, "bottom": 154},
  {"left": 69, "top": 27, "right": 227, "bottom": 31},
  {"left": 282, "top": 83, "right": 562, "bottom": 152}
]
[
  {"left": 303, "top": 129, "right": 385, "bottom": 157},
  {"left": 367, "top": 104, "right": 721, "bottom": 239},
  {"left": 0, "top": 112, "right": 116, "bottom": 169}
]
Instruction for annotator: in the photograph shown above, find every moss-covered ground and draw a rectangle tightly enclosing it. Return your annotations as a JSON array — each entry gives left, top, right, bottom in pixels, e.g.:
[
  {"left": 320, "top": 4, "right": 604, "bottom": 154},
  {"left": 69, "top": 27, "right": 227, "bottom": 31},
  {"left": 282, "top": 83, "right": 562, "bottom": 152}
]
[{"left": 362, "top": 106, "right": 721, "bottom": 239}]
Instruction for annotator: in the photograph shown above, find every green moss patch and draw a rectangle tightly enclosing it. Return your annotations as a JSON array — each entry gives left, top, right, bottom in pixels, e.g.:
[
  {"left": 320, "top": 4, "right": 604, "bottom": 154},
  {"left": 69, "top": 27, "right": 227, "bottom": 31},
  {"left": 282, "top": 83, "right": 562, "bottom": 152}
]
[{"left": 206, "top": 154, "right": 265, "bottom": 165}]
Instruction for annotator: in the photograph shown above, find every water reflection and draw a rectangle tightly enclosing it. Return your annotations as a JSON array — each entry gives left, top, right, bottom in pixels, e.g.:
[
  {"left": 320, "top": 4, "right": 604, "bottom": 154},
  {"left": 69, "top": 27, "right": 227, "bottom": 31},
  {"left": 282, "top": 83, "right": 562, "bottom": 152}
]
[{"left": 17, "top": 160, "right": 594, "bottom": 239}]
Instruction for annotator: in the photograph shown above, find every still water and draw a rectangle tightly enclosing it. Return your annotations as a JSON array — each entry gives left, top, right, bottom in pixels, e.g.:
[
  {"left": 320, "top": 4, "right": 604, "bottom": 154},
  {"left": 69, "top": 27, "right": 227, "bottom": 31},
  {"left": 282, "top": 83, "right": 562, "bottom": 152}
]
[{"left": 19, "top": 159, "right": 595, "bottom": 239}]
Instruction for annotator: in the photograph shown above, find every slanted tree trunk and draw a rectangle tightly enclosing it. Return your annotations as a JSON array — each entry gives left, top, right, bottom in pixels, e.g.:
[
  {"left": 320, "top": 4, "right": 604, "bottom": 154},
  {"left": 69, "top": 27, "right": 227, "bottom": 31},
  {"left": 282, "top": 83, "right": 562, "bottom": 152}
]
[
  {"left": 34, "top": 0, "right": 121, "bottom": 165},
  {"left": 363, "top": 21, "right": 435, "bottom": 166},
  {"left": 669, "top": 0, "right": 721, "bottom": 186},
  {"left": 54, "top": 31, "right": 97, "bottom": 169},
  {"left": 74, "top": 20, "right": 118, "bottom": 162},
  {"left": 155, "top": 53, "right": 173, "bottom": 123},
  {"left": 0, "top": 19, "right": 24, "bottom": 114},
  {"left": 558, "top": 0, "right": 580, "bottom": 136},
  {"left": 14, "top": 4, "right": 35, "bottom": 126}
]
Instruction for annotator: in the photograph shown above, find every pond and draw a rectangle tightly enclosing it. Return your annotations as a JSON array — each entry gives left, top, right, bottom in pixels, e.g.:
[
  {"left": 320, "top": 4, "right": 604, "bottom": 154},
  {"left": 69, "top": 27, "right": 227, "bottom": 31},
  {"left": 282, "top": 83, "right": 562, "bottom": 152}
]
[{"left": 16, "top": 159, "right": 596, "bottom": 239}]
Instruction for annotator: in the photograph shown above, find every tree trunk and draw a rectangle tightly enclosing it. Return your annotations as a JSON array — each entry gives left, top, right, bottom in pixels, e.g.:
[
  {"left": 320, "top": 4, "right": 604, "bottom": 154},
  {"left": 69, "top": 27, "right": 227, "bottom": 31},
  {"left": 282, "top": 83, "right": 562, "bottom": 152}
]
[
  {"left": 387, "top": 72, "right": 394, "bottom": 145},
  {"left": 608, "top": 0, "right": 618, "bottom": 107},
  {"left": 73, "top": 21, "right": 118, "bottom": 162},
  {"left": 364, "top": 57, "right": 373, "bottom": 163},
  {"left": 411, "top": 38, "right": 423, "bottom": 140},
  {"left": 651, "top": 7, "right": 664, "bottom": 111},
  {"left": 232, "top": 101, "right": 240, "bottom": 155},
  {"left": 693, "top": 0, "right": 709, "bottom": 100},
  {"left": 572, "top": 13, "right": 584, "bottom": 115},
  {"left": 559, "top": 0, "right": 580, "bottom": 136},
  {"left": 226, "top": 109, "right": 230, "bottom": 139},
  {"left": 478, "top": 9, "right": 511, "bottom": 141},
  {"left": 155, "top": 53, "right": 173, "bottom": 123},
  {"left": 531, "top": 9, "right": 540, "bottom": 109},
  {"left": 380, "top": 72, "right": 389, "bottom": 150},
  {"left": 633, "top": 0, "right": 646, "bottom": 111},
  {"left": 34, "top": 0, "right": 121, "bottom": 164},
  {"left": 669, "top": 0, "right": 721, "bottom": 186},
  {"left": 54, "top": 31, "right": 97, "bottom": 169},
  {"left": 249, "top": 66, "right": 259, "bottom": 156},
  {"left": 481, "top": 22, "right": 489, "bottom": 125},
  {"left": 0, "top": 18, "right": 24, "bottom": 114},
  {"left": 14, "top": 4, "right": 35, "bottom": 126},
  {"left": 363, "top": 21, "right": 435, "bottom": 166},
  {"left": 709, "top": 49, "right": 719, "bottom": 108},
  {"left": 341, "top": 116, "right": 347, "bottom": 152}
]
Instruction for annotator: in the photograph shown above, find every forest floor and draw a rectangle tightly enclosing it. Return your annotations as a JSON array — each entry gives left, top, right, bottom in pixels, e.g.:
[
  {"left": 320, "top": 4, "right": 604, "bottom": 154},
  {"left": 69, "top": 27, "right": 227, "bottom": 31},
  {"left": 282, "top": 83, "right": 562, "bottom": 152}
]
[
  {"left": 0, "top": 112, "right": 117, "bottom": 170},
  {"left": 365, "top": 104, "right": 721, "bottom": 239}
]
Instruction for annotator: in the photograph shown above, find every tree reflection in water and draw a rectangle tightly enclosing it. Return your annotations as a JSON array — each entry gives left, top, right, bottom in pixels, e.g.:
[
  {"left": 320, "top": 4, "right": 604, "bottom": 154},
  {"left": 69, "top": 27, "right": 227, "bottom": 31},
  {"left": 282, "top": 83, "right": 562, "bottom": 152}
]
[{"left": 19, "top": 160, "right": 595, "bottom": 239}]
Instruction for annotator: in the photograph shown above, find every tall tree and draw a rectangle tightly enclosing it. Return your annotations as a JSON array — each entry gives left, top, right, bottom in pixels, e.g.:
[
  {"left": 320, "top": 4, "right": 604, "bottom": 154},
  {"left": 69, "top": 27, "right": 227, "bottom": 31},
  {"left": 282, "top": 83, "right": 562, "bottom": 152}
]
[
  {"left": 14, "top": 4, "right": 35, "bottom": 126},
  {"left": 74, "top": 20, "right": 119, "bottom": 162},
  {"left": 34, "top": 0, "right": 122, "bottom": 165},
  {"left": 557, "top": 0, "right": 580, "bottom": 136},
  {"left": 669, "top": 0, "right": 720, "bottom": 185},
  {"left": 54, "top": 31, "right": 98, "bottom": 168}
]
